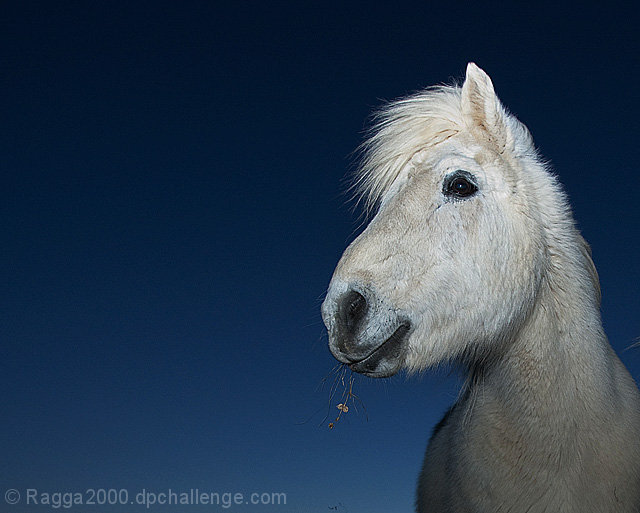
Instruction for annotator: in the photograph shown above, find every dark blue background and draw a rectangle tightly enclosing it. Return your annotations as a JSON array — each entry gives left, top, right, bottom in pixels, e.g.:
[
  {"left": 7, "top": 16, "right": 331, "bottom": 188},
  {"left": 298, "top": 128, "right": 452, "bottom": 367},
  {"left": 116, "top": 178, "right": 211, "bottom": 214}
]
[{"left": 2, "top": 2, "right": 638, "bottom": 512}]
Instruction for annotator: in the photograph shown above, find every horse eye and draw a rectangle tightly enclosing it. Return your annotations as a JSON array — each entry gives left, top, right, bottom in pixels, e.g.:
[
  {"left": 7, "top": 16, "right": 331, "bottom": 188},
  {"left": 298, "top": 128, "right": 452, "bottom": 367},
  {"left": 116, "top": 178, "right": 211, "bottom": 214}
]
[{"left": 444, "top": 172, "right": 478, "bottom": 199}]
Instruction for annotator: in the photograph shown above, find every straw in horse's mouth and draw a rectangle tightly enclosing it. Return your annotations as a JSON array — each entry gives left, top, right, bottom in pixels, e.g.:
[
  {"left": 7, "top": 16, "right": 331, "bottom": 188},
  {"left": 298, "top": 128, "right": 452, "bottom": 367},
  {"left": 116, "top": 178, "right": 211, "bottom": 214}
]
[{"left": 349, "top": 322, "right": 411, "bottom": 373}]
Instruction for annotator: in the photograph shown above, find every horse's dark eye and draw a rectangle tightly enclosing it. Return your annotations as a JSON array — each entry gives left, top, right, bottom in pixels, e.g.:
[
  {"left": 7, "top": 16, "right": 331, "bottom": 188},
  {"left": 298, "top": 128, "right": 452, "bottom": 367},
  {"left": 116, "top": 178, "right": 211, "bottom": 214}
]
[{"left": 444, "top": 172, "right": 478, "bottom": 199}]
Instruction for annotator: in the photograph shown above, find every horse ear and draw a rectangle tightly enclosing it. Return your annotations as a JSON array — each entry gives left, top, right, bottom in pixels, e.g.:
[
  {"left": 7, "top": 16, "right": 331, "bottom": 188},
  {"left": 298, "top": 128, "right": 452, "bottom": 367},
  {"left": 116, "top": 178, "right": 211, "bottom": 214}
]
[{"left": 461, "top": 63, "right": 512, "bottom": 153}]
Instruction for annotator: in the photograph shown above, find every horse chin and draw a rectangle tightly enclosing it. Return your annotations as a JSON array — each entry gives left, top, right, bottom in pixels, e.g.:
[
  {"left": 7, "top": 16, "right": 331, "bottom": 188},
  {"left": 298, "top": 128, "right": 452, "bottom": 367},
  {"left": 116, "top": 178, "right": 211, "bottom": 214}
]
[{"left": 347, "top": 323, "right": 411, "bottom": 378}]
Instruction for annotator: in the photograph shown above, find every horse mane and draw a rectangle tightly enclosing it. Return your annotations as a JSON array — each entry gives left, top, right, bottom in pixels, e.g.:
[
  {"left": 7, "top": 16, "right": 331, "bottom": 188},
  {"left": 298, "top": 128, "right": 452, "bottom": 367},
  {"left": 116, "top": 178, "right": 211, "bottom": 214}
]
[
  {"left": 353, "top": 82, "right": 538, "bottom": 215},
  {"left": 353, "top": 85, "right": 464, "bottom": 213}
]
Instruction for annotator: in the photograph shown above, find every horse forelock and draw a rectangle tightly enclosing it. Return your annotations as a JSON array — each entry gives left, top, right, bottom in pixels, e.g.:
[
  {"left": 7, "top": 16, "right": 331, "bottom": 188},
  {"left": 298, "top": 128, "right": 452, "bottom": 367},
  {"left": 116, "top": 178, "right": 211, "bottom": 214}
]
[
  {"left": 351, "top": 82, "right": 539, "bottom": 216},
  {"left": 352, "top": 85, "right": 464, "bottom": 214}
]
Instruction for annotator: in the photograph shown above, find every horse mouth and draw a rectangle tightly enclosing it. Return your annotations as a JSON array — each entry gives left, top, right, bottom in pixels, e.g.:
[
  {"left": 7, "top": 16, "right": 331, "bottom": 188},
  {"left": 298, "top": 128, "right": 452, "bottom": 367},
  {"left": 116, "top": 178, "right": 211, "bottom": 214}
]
[{"left": 348, "top": 323, "right": 411, "bottom": 377}]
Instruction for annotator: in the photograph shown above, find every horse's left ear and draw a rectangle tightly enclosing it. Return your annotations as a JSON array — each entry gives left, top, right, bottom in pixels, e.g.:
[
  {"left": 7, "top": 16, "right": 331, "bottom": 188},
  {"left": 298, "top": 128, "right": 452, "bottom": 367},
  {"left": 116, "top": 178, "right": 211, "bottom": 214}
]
[{"left": 461, "top": 63, "right": 513, "bottom": 153}]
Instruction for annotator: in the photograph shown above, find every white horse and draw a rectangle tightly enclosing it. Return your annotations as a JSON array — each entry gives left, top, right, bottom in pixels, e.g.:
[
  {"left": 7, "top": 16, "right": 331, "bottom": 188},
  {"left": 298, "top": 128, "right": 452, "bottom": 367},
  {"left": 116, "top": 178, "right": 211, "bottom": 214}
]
[{"left": 322, "top": 63, "right": 640, "bottom": 512}]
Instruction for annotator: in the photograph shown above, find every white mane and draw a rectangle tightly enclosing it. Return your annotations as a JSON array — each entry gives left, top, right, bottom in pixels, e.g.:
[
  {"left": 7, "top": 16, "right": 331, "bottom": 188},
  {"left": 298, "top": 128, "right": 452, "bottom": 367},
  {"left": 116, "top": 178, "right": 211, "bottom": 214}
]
[{"left": 354, "top": 82, "right": 534, "bottom": 213}]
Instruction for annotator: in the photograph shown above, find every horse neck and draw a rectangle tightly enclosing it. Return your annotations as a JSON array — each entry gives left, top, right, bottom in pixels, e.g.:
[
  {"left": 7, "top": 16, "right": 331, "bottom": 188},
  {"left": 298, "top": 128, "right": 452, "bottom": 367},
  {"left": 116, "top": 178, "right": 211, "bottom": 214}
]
[{"left": 469, "top": 247, "right": 629, "bottom": 442}]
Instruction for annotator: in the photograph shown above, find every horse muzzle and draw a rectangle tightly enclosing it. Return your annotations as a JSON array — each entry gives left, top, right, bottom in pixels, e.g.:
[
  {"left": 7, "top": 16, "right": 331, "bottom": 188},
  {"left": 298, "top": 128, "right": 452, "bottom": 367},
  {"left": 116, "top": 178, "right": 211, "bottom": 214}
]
[{"left": 322, "top": 285, "right": 412, "bottom": 377}]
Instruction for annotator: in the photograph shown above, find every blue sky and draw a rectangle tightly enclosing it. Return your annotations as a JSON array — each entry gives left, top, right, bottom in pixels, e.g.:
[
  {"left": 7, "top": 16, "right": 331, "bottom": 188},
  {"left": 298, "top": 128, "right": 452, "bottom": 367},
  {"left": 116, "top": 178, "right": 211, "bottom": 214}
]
[{"left": 1, "top": 2, "right": 639, "bottom": 512}]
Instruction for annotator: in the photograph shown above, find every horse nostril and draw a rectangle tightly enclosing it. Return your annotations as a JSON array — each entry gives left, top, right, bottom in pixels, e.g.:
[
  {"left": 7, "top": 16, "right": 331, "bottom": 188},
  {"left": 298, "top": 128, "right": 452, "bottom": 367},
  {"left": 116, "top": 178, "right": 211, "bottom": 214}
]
[{"left": 339, "top": 290, "right": 368, "bottom": 332}]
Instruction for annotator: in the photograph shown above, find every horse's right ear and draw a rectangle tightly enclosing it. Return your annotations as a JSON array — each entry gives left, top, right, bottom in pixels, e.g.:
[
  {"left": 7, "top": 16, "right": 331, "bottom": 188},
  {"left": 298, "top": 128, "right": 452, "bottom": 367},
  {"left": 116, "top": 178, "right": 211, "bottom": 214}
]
[{"left": 461, "top": 63, "right": 513, "bottom": 153}]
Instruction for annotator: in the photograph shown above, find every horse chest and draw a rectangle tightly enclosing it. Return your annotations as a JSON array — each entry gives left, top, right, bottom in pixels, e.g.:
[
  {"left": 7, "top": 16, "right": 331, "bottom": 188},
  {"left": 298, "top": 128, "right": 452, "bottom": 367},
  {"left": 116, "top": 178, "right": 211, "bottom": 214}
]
[{"left": 418, "top": 397, "right": 639, "bottom": 512}]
